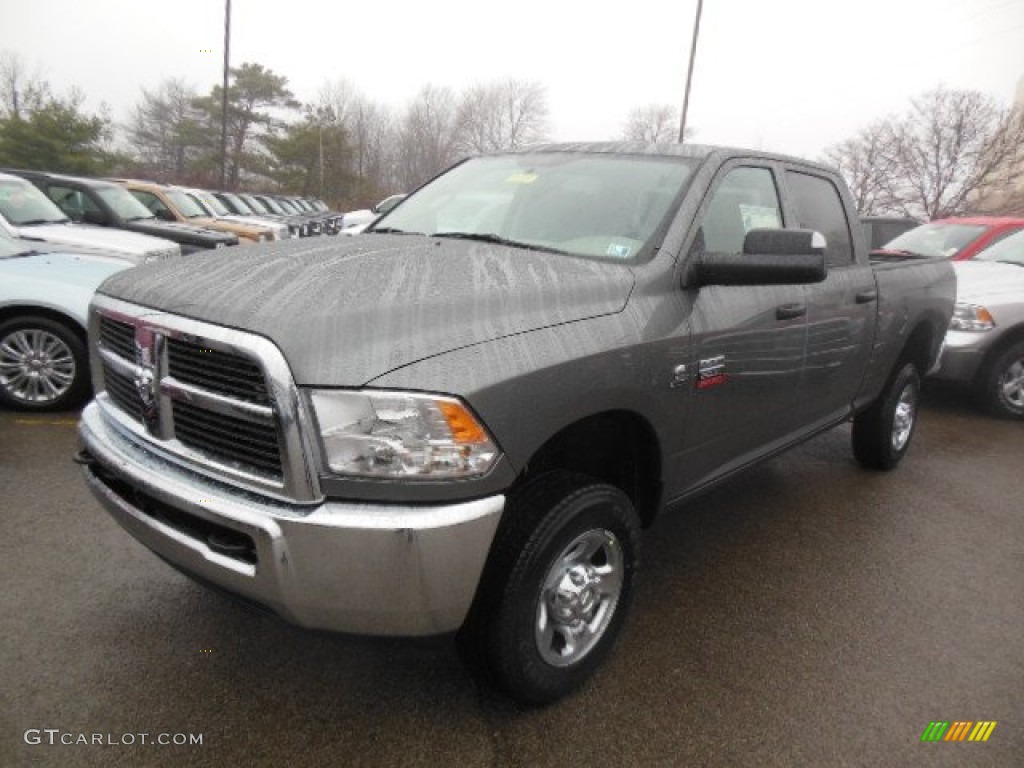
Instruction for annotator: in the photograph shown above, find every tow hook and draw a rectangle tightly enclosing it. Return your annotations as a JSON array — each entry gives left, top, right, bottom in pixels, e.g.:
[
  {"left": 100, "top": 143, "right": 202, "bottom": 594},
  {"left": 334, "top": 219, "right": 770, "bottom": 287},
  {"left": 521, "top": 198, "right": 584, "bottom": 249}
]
[{"left": 73, "top": 450, "right": 96, "bottom": 467}]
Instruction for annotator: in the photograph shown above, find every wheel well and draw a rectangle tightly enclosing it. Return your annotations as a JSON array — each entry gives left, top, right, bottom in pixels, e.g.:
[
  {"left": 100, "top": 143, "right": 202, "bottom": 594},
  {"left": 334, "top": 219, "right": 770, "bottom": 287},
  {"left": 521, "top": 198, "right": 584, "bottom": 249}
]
[
  {"left": 899, "top": 320, "right": 939, "bottom": 374},
  {"left": 518, "top": 411, "right": 662, "bottom": 527},
  {"left": 0, "top": 305, "right": 86, "bottom": 344},
  {"left": 974, "top": 324, "right": 1024, "bottom": 386}
]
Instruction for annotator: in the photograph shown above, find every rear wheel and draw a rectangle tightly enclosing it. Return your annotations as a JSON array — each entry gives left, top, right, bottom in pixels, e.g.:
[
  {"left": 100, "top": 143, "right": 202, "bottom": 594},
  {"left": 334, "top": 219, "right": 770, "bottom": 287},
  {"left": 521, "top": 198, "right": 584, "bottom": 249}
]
[
  {"left": 978, "top": 341, "right": 1024, "bottom": 420},
  {"left": 852, "top": 362, "right": 920, "bottom": 470},
  {"left": 0, "top": 315, "right": 89, "bottom": 411},
  {"left": 458, "top": 471, "right": 640, "bottom": 705}
]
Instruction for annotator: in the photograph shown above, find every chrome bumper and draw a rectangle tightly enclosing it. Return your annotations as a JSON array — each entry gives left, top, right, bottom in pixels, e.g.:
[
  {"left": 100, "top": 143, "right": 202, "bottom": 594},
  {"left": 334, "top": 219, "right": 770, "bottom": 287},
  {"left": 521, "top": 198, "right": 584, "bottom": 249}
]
[
  {"left": 930, "top": 330, "right": 989, "bottom": 384},
  {"left": 78, "top": 402, "right": 504, "bottom": 636}
]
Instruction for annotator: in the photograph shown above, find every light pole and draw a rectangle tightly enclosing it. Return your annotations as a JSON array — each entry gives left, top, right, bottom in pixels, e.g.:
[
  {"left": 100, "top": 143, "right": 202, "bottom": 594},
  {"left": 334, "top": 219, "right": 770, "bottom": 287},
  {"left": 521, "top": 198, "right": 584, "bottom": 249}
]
[
  {"left": 220, "top": 0, "right": 231, "bottom": 188},
  {"left": 678, "top": 0, "right": 704, "bottom": 143}
]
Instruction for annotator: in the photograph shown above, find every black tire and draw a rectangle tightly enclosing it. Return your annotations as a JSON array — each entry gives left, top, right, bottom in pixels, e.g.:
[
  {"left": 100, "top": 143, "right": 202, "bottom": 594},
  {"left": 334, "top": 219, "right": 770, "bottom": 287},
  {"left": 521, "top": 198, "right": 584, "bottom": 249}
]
[
  {"left": 977, "top": 341, "right": 1024, "bottom": 420},
  {"left": 0, "top": 315, "right": 90, "bottom": 412},
  {"left": 458, "top": 471, "right": 640, "bottom": 705},
  {"left": 852, "top": 362, "right": 921, "bottom": 470}
]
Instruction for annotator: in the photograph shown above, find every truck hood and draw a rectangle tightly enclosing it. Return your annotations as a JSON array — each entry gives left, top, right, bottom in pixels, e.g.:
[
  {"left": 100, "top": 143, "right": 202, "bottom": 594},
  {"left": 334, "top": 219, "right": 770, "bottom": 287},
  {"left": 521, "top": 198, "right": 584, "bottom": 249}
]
[
  {"left": 97, "top": 235, "right": 635, "bottom": 386},
  {"left": 16, "top": 222, "right": 178, "bottom": 261},
  {"left": 953, "top": 261, "right": 1024, "bottom": 304}
]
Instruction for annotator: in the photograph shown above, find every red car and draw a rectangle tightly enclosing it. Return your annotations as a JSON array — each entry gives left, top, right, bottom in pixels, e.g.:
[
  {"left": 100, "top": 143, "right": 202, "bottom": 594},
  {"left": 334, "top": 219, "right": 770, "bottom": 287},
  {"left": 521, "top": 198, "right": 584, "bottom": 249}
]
[{"left": 882, "top": 216, "right": 1024, "bottom": 260}]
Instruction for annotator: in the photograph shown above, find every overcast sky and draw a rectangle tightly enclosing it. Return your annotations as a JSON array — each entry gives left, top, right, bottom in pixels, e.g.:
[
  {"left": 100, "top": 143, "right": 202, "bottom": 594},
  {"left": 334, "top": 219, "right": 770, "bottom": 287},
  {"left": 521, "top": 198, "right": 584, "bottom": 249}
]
[{"left": 3, "top": 0, "right": 1023, "bottom": 159}]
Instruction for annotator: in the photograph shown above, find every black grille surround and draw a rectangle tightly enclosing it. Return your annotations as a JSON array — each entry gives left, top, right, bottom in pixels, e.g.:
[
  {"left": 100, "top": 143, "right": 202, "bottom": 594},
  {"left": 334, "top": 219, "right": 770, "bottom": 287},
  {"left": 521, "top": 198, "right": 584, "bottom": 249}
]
[
  {"left": 173, "top": 400, "right": 282, "bottom": 477},
  {"left": 99, "top": 315, "right": 135, "bottom": 360},
  {"left": 95, "top": 313, "right": 284, "bottom": 482}
]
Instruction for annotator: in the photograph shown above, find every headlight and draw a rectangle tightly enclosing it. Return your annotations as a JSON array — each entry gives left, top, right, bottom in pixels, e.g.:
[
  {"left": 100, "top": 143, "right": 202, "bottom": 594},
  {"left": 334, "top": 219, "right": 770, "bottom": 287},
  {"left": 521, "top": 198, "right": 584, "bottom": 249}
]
[
  {"left": 309, "top": 390, "right": 499, "bottom": 479},
  {"left": 950, "top": 303, "right": 995, "bottom": 332}
]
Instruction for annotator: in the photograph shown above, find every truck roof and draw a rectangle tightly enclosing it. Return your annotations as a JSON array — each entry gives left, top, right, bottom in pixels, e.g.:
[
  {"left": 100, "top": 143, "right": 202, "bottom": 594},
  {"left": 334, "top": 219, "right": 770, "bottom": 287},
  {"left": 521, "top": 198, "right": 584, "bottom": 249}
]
[{"left": 512, "top": 142, "right": 834, "bottom": 173}]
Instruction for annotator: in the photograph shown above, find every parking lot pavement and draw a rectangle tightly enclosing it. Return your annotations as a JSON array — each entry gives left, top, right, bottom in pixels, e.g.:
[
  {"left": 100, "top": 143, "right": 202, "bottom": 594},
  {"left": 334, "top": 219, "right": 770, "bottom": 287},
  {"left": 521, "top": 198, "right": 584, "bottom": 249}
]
[{"left": 1, "top": 388, "right": 1021, "bottom": 768}]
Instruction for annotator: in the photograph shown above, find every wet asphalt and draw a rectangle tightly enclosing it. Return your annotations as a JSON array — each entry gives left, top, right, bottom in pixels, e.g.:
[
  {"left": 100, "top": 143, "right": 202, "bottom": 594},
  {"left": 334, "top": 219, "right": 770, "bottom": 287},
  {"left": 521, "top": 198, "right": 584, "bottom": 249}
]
[{"left": 0, "top": 385, "right": 1020, "bottom": 768}]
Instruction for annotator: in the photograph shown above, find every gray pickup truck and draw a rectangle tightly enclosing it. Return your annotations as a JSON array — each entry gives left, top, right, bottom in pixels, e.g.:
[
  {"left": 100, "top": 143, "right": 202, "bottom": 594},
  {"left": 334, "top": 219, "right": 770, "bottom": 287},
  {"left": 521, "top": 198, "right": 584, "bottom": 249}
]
[{"left": 77, "top": 143, "right": 955, "bottom": 704}]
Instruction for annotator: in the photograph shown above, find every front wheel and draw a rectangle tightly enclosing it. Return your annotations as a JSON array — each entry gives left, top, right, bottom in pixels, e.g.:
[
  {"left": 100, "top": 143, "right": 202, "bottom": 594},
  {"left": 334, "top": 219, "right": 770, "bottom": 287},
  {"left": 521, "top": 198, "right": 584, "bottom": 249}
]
[
  {"left": 458, "top": 472, "right": 640, "bottom": 705},
  {"left": 852, "top": 362, "right": 921, "bottom": 470},
  {"left": 977, "top": 341, "right": 1024, "bottom": 420},
  {"left": 0, "top": 315, "right": 90, "bottom": 411}
]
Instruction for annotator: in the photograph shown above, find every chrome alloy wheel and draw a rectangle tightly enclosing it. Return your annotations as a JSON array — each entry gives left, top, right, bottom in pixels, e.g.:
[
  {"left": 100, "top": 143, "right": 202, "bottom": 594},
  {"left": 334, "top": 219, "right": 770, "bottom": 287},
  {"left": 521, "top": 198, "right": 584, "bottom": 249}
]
[
  {"left": 998, "top": 357, "right": 1024, "bottom": 410},
  {"left": 535, "top": 529, "right": 624, "bottom": 667},
  {"left": 891, "top": 382, "right": 917, "bottom": 451},
  {"left": 0, "top": 328, "right": 76, "bottom": 404}
]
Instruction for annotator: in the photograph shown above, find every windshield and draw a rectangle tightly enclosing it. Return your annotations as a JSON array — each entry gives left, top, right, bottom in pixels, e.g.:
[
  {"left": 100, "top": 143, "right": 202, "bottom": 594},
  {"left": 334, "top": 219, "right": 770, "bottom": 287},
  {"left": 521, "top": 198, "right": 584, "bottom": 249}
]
[
  {"left": 257, "top": 196, "right": 285, "bottom": 215},
  {"left": 884, "top": 222, "right": 988, "bottom": 259},
  {"left": 166, "top": 189, "right": 207, "bottom": 219},
  {"left": 975, "top": 228, "right": 1024, "bottom": 266},
  {"left": 276, "top": 199, "right": 300, "bottom": 214},
  {"left": 0, "top": 180, "right": 69, "bottom": 225},
  {"left": 240, "top": 194, "right": 269, "bottom": 214},
  {"left": 197, "top": 193, "right": 230, "bottom": 216},
  {"left": 96, "top": 187, "right": 154, "bottom": 221},
  {"left": 373, "top": 152, "right": 695, "bottom": 262},
  {"left": 218, "top": 192, "right": 249, "bottom": 214}
]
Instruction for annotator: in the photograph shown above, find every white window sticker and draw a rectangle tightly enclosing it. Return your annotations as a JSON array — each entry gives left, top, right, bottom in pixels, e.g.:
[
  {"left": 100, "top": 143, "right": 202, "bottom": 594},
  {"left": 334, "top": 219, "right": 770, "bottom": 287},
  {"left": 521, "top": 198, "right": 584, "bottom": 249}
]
[
  {"left": 606, "top": 243, "right": 632, "bottom": 258},
  {"left": 739, "top": 204, "right": 781, "bottom": 231}
]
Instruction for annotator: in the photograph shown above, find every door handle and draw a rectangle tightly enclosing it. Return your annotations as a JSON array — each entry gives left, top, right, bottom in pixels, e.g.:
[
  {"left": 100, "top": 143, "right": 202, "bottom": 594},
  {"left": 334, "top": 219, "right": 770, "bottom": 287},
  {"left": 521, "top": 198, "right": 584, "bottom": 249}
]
[
  {"left": 855, "top": 290, "right": 878, "bottom": 304},
  {"left": 776, "top": 303, "right": 807, "bottom": 320}
]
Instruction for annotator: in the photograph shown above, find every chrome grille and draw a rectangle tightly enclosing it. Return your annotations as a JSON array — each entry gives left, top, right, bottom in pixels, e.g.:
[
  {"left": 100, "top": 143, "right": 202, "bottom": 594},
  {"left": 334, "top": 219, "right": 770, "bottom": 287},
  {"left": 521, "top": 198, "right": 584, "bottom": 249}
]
[
  {"left": 172, "top": 400, "right": 282, "bottom": 478},
  {"left": 167, "top": 337, "right": 269, "bottom": 404},
  {"left": 94, "top": 307, "right": 287, "bottom": 486}
]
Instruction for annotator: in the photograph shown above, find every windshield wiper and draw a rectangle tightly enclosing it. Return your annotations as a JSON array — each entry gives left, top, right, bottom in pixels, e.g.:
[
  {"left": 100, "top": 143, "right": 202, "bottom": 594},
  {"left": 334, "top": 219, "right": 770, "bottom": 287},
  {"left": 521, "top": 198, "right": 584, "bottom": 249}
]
[
  {"left": 127, "top": 215, "right": 156, "bottom": 222},
  {"left": 431, "top": 231, "right": 568, "bottom": 255},
  {"left": 369, "top": 227, "right": 423, "bottom": 235},
  {"left": 18, "top": 218, "right": 67, "bottom": 226},
  {"left": 0, "top": 249, "right": 39, "bottom": 260}
]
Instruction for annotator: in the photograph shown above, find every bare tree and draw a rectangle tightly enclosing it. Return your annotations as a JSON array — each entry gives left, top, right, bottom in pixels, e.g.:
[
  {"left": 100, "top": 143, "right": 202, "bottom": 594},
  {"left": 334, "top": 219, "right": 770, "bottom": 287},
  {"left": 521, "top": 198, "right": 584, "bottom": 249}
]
[
  {"left": 824, "top": 87, "right": 1024, "bottom": 219},
  {"left": 888, "top": 88, "right": 1024, "bottom": 219},
  {"left": 621, "top": 104, "right": 680, "bottom": 143},
  {"left": 0, "top": 51, "right": 49, "bottom": 119},
  {"left": 823, "top": 119, "right": 900, "bottom": 216},
  {"left": 317, "top": 79, "right": 398, "bottom": 200},
  {"left": 125, "top": 79, "right": 208, "bottom": 182},
  {"left": 455, "top": 79, "right": 548, "bottom": 153},
  {"left": 395, "top": 84, "right": 461, "bottom": 190}
]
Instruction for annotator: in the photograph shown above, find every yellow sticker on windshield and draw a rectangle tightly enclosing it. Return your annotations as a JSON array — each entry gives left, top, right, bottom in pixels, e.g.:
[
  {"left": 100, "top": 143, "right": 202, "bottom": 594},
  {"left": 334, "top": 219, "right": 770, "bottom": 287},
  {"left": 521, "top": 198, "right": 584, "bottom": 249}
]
[{"left": 506, "top": 172, "right": 538, "bottom": 184}]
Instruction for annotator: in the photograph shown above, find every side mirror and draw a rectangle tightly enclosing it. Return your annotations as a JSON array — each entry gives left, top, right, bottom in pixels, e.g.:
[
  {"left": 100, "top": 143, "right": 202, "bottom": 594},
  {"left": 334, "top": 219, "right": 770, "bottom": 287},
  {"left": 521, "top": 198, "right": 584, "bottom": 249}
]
[
  {"left": 155, "top": 208, "right": 176, "bottom": 222},
  {"left": 82, "top": 209, "right": 108, "bottom": 226},
  {"left": 694, "top": 229, "right": 827, "bottom": 287}
]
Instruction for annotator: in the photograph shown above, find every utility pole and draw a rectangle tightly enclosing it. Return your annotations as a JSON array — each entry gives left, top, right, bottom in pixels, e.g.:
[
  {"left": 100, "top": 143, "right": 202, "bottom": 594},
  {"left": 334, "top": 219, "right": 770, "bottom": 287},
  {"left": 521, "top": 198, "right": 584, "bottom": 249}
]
[
  {"left": 220, "top": 0, "right": 231, "bottom": 188},
  {"left": 678, "top": 0, "right": 704, "bottom": 143}
]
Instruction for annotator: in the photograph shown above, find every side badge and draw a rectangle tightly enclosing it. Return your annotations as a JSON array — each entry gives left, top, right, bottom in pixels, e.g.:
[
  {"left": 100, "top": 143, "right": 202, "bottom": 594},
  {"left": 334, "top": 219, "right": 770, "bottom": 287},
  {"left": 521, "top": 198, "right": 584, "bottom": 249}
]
[{"left": 697, "top": 355, "right": 727, "bottom": 390}]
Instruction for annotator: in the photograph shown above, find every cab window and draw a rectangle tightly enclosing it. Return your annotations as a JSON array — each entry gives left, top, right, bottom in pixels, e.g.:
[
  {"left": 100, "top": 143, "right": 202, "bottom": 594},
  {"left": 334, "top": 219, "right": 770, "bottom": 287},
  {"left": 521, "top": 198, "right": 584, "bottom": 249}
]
[{"left": 699, "top": 167, "right": 783, "bottom": 255}]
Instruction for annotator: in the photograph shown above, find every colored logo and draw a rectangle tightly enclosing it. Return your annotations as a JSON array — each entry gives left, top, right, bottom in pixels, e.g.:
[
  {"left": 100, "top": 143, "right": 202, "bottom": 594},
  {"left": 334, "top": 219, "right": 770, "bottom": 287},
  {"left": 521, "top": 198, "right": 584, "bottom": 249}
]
[{"left": 921, "top": 721, "right": 997, "bottom": 742}]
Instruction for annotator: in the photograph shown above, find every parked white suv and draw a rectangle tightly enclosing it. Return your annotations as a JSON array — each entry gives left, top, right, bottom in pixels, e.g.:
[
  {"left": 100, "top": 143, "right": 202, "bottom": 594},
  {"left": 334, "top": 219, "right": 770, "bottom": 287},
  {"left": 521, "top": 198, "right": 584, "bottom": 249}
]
[{"left": 0, "top": 172, "right": 180, "bottom": 264}]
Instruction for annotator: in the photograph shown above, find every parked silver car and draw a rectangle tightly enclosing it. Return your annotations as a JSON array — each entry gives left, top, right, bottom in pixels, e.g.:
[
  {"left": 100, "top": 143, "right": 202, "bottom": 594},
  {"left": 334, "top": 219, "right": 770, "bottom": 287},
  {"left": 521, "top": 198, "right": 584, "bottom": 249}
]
[
  {"left": 0, "top": 231, "right": 130, "bottom": 410},
  {"left": 930, "top": 229, "right": 1024, "bottom": 419}
]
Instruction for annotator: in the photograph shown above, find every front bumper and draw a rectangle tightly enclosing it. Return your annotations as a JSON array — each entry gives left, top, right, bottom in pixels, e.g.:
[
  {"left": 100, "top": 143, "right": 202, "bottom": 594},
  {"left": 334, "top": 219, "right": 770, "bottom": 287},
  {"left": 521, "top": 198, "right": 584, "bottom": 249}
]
[
  {"left": 930, "top": 330, "right": 992, "bottom": 384},
  {"left": 78, "top": 402, "right": 504, "bottom": 636}
]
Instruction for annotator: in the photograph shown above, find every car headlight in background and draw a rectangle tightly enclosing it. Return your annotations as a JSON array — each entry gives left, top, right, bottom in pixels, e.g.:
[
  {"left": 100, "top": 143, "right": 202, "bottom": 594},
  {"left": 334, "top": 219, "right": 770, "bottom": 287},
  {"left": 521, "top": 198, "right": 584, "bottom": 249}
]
[
  {"left": 309, "top": 390, "right": 499, "bottom": 479},
  {"left": 950, "top": 303, "right": 995, "bottom": 332}
]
